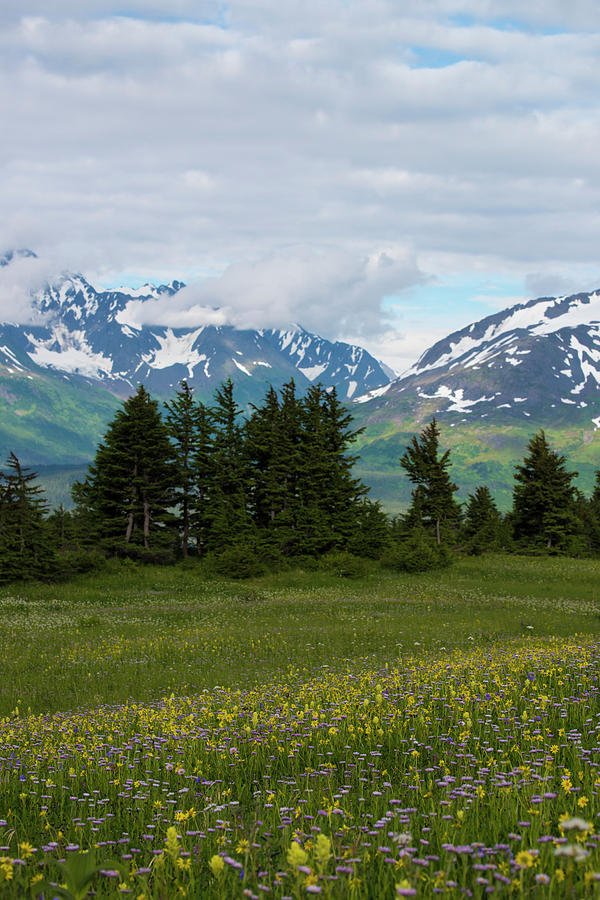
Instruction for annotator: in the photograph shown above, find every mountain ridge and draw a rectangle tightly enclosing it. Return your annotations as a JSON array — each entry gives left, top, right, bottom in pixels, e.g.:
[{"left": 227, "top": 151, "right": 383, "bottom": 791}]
[
  {"left": 0, "top": 253, "right": 391, "bottom": 467},
  {"left": 352, "top": 287, "right": 600, "bottom": 511},
  {"left": 356, "top": 287, "right": 600, "bottom": 429},
  {"left": 4, "top": 253, "right": 600, "bottom": 512},
  {"left": 0, "top": 256, "right": 392, "bottom": 403}
]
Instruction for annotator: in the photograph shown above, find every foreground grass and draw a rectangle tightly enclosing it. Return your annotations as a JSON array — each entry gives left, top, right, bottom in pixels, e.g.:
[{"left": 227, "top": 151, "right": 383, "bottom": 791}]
[{"left": 0, "top": 554, "right": 599, "bottom": 897}]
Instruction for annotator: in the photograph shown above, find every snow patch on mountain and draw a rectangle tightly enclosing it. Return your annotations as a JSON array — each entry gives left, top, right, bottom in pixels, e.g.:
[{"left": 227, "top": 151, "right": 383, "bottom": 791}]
[
  {"left": 355, "top": 382, "right": 392, "bottom": 403},
  {"left": 298, "top": 363, "right": 328, "bottom": 381},
  {"left": 26, "top": 325, "right": 114, "bottom": 378},
  {"left": 232, "top": 358, "right": 252, "bottom": 376},
  {"left": 0, "top": 346, "right": 25, "bottom": 371},
  {"left": 418, "top": 385, "right": 496, "bottom": 412},
  {"left": 141, "top": 328, "right": 207, "bottom": 378}
]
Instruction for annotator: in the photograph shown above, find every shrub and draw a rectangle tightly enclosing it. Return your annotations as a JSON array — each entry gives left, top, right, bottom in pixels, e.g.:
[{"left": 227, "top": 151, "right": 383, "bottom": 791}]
[
  {"left": 209, "top": 545, "right": 267, "bottom": 579},
  {"left": 381, "top": 533, "right": 453, "bottom": 573},
  {"left": 318, "top": 551, "right": 369, "bottom": 578},
  {"left": 57, "top": 549, "right": 107, "bottom": 575}
]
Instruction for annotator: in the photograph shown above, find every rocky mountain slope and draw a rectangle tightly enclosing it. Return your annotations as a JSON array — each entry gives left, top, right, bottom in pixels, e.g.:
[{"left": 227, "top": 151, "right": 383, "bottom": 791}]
[
  {"left": 353, "top": 288, "right": 600, "bottom": 510},
  {"left": 357, "top": 289, "right": 600, "bottom": 428},
  {"left": 0, "top": 251, "right": 391, "bottom": 464},
  {"left": 1, "top": 255, "right": 389, "bottom": 405}
]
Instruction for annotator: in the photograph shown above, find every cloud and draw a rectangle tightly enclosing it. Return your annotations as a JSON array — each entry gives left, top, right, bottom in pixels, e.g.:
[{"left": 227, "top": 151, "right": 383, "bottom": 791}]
[
  {"left": 118, "top": 246, "right": 426, "bottom": 339},
  {"left": 524, "top": 271, "right": 600, "bottom": 299},
  {"left": 0, "top": 252, "right": 62, "bottom": 324},
  {"left": 2, "top": 2, "right": 600, "bottom": 358}
]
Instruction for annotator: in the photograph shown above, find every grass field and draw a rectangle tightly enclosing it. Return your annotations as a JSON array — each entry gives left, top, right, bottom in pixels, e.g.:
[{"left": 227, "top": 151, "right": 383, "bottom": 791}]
[{"left": 1, "top": 555, "right": 600, "bottom": 897}]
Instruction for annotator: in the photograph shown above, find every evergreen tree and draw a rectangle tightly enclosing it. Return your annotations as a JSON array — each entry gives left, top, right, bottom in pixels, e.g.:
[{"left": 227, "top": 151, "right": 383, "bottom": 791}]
[
  {"left": 347, "top": 498, "right": 390, "bottom": 559},
  {"left": 46, "top": 504, "right": 78, "bottom": 553},
  {"left": 206, "top": 379, "right": 252, "bottom": 550},
  {"left": 585, "top": 470, "right": 600, "bottom": 554},
  {"left": 461, "top": 485, "right": 501, "bottom": 554},
  {"left": 321, "top": 386, "right": 368, "bottom": 546},
  {"left": 189, "top": 401, "right": 214, "bottom": 558},
  {"left": 272, "top": 379, "right": 304, "bottom": 552},
  {"left": 244, "top": 382, "right": 303, "bottom": 556},
  {"left": 0, "top": 453, "right": 54, "bottom": 581},
  {"left": 73, "top": 385, "right": 177, "bottom": 556},
  {"left": 164, "top": 380, "right": 204, "bottom": 557},
  {"left": 245, "top": 385, "right": 283, "bottom": 533},
  {"left": 294, "top": 384, "right": 331, "bottom": 555},
  {"left": 400, "top": 418, "right": 461, "bottom": 545},
  {"left": 512, "top": 430, "right": 578, "bottom": 551},
  {"left": 294, "top": 384, "right": 369, "bottom": 556}
]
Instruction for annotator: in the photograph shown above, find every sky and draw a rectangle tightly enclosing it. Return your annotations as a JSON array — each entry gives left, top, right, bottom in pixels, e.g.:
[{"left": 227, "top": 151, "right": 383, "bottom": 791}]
[{"left": 2, "top": 2, "right": 600, "bottom": 373}]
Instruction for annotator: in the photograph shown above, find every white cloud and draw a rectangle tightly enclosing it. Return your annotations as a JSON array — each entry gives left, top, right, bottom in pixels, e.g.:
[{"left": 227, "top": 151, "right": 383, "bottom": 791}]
[
  {"left": 2, "top": 2, "right": 600, "bottom": 360},
  {"left": 0, "top": 253, "right": 60, "bottom": 324},
  {"left": 118, "top": 246, "right": 426, "bottom": 339},
  {"left": 524, "top": 271, "right": 600, "bottom": 299}
]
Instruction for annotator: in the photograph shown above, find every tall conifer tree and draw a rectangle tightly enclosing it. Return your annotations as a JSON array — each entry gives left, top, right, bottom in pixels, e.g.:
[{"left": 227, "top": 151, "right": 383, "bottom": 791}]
[
  {"left": 73, "top": 385, "right": 176, "bottom": 554},
  {"left": 400, "top": 417, "right": 461, "bottom": 545},
  {"left": 462, "top": 485, "right": 500, "bottom": 554},
  {"left": 190, "top": 401, "right": 214, "bottom": 557},
  {"left": 164, "top": 380, "right": 204, "bottom": 557},
  {"left": 512, "top": 430, "right": 578, "bottom": 550},
  {"left": 245, "top": 380, "right": 305, "bottom": 554},
  {"left": 207, "top": 379, "right": 252, "bottom": 549},
  {"left": 0, "top": 453, "right": 53, "bottom": 581}
]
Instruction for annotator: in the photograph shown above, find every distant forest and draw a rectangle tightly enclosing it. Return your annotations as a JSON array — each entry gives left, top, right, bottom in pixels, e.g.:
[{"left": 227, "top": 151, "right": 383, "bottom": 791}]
[{"left": 2, "top": 378, "right": 600, "bottom": 583}]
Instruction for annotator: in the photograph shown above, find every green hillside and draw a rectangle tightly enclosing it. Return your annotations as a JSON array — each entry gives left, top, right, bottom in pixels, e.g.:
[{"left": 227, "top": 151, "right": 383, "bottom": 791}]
[
  {"left": 3, "top": 361, "right": 600, "bottom": 515},
  {"left": 0, "top": 367, "right": 119, "bottom": 466},
  {"left": 353, "top": 414, "right": 600, "bottom": 514}
]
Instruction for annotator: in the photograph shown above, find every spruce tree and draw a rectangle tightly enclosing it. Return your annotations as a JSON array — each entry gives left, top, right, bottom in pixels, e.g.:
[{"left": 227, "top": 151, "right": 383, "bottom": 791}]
[
  {"left": 321, "top": 386, "right": 368, "bottom": 546},
  {"left": 294, "top": 384, "right": 369, "bottom": 556},
  {"left": 295, "top": 384, "right": 336, "bottom": 556},
  {"left": 585, "top": 470, "right": 600, "bottom": 554},
  {"left": 0, "top": 453, "right": 53, "bottom": 581},
  {"left": 462, "top": 485, "right": 500, "bottom": 554},
  {"left": 164, "top": 380, "right": 204, "bottom": 557},
  {"left": 347, "top": 498, "right": 390, "bottom": 559},
  {"left": 245, "top": 385, "right": 283, "bottom": 534},
  {"left": 512, "top": 430, "right": 578, "bottom": 551},
  {"left": 206, "top": 379, "right": 252, "bottom": 550},
  {"left": 400, "top": 417, "right": 461, "bottom": 545},
  {"left": 190, "top": 401, "right": 214, "bottom": 558},
  {"left": 73, "top": 385, "right": 177, "bottom": 556},
  {"left": 273, "top": 380, "right": 304, "bottom": 552}
]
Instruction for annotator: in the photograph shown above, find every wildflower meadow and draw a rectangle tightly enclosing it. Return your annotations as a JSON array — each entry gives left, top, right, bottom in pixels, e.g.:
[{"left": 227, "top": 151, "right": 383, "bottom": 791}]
[{"left": 1, "top": 554, "right": 600, "bottom": 897}]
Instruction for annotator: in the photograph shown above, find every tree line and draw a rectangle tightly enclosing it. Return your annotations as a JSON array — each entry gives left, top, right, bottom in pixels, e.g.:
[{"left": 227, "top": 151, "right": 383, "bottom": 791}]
[{"left": 1, "top": 379, "right": 600, "bottom": 583}]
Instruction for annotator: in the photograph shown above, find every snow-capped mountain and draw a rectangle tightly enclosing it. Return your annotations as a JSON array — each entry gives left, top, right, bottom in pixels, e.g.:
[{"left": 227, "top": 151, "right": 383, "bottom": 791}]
[
  {"left": 0, "top": 257, "right": 391, "bottom": 404},
  {"left": 357, "top": 288, "right": 600, "bottom": 427}
]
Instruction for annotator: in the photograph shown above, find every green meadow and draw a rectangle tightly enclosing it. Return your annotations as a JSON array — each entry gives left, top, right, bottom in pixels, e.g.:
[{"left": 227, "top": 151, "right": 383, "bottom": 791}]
[{"left": 1, "top": 556, "right": 600, "bottom": 897}]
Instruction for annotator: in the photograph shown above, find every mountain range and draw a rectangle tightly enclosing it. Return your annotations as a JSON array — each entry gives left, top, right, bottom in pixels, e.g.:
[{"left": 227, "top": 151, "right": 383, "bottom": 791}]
[
  {"left": 3, "top": 249, "right": 600, "bottom": 511},
  {"left": 0, "top": 250, "right": 390, "bottom": 467},
  {"left": 353, "top": 289, "right": 600, "bottom": 509}
]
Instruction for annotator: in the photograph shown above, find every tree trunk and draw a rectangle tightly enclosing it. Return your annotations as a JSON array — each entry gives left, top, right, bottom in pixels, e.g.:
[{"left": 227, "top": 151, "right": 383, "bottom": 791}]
[
  {"left": 143, "top": 497, "right": 150, "bottom": 550},
  {"left": 182, "top": 497, "right": 189, "bottom": 558},
  {"left": 126, "top": 461, "right": 137, "bottom": 543},
  {"left": 436, "top": 517, "right": 441, "bottom": 546}
]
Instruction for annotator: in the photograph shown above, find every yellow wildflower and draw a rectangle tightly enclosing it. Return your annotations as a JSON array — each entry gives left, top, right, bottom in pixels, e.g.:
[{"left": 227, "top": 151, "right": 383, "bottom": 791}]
[
  {"left": 164, "top": 826, "right": 180, "bottom": 861},
  {"left": 314, "top": 833, "right": 332, "bottom": 868},
  {"left": 287, "top": 841, "right": 308, "bottom": 868},
  {"left": 209, "top": 855, "right": 224, "bottom": 877}
]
